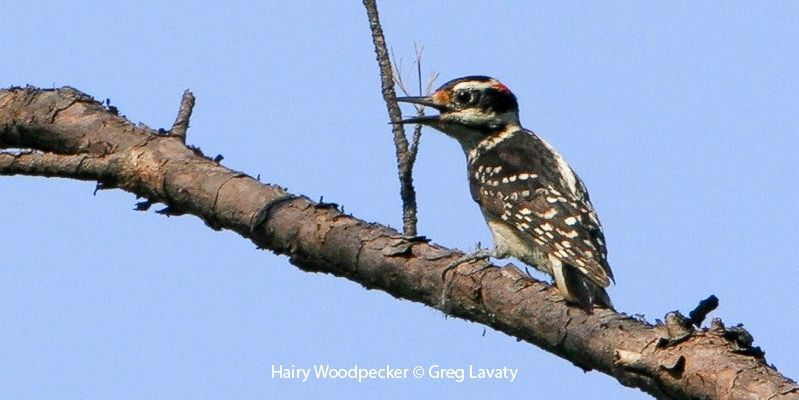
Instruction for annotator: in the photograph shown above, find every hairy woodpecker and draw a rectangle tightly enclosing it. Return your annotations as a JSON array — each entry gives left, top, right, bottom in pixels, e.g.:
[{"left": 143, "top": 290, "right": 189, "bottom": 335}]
[{"left": 397, "top": 75, "right": 614, "bottom": 309}]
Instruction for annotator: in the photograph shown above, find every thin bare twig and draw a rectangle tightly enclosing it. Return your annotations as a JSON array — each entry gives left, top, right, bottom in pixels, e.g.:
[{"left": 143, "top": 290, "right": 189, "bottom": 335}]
[
  {"left": 363, "top": 0, "right": 418, "bottom": 236},
  {"left": 391, "top": 44, "right": 438, "bottom": 186},
  {"left": 407, "top": 44, "right": 425, "bottom": 166}
]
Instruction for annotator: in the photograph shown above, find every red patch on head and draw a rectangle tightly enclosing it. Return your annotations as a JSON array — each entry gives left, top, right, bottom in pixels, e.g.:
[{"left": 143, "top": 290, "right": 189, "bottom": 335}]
[{"left": 492, "top": 82, "right": 511, "bottom": 93}]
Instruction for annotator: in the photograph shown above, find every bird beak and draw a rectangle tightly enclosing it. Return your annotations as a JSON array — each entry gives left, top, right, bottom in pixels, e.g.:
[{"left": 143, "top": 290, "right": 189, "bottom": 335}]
[
  {"left": 396, "top": 95, "right": 443, "bottom": 109},
  {"left": 394, "top": 95, "right": 447, "bottom": 124}
]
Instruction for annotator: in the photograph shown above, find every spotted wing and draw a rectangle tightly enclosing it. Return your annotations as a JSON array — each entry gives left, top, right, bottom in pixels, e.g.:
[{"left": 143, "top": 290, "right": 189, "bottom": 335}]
[{"left": 468, "top": 130, "right": 613, "bottom": 287}]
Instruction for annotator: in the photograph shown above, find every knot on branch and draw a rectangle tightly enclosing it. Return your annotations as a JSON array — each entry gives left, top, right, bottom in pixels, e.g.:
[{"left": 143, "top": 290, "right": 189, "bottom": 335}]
[
  {"left": 709, "top": 317, "right": 764, "bottom": 358},
  {"left": 658, "top": 311, "right": 693, "bottom": 347}
]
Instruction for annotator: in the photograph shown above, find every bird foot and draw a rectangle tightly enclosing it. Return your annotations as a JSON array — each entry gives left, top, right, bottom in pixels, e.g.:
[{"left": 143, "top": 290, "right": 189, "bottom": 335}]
[
  {"left": 438, "top": 243, "right": 494, "bottom": 312},
  {"left": 441, "top": 243, "right": 493, "bottom": 281}
]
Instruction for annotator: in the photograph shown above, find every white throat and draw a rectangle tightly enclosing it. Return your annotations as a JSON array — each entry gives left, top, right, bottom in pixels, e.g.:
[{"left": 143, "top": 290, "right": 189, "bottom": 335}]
[{"left": 465, "top": 124, "right": 521, "bottom": 162}]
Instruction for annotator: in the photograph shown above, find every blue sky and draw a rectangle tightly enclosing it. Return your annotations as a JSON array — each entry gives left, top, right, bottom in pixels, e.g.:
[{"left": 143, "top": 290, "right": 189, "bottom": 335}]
[{"left": 2, "top": 2, "right": 798, "bottom": 399}]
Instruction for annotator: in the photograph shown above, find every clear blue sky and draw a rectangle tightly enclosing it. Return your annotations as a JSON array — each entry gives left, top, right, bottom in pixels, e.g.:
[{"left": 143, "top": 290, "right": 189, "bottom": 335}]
[{"left": 2, "top": 2, "right": 798, "bottom": 399}]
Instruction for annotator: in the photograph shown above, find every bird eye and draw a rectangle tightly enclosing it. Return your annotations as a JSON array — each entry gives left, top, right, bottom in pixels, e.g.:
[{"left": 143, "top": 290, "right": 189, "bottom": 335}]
[{"left": 455, "top": 90, "right": 477, "bottom": 106}]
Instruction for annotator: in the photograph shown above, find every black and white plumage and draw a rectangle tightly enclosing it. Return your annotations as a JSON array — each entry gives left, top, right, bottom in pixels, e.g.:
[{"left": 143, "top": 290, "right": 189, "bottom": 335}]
[{"left": 397, "top": 76, "right": 614, "bottom": 309}]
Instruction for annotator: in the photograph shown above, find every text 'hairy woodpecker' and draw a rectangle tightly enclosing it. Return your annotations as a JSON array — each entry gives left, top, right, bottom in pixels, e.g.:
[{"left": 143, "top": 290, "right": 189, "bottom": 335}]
[{"left": 397, "top": 75, "right": 614, "bottom": 310}]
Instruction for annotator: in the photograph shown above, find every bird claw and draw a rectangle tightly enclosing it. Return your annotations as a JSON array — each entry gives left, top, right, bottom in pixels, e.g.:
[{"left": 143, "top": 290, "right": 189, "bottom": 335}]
[
  {"left": 441, "top": 246, "right": 493, "bottom": 281},
  {"left": 438, "top": 244, "right": 494, "bottom": 311}
]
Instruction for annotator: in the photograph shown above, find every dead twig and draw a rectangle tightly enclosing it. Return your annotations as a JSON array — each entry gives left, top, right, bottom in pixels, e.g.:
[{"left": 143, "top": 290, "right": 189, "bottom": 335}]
[{"left": 363, "top": 0, "right": 418, "bottom": 236}]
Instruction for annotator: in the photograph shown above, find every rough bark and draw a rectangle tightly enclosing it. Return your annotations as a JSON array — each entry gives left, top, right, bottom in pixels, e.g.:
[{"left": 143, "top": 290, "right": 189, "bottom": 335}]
[{"left": 1, "top": 87, "right": 796, "bottom": 400}]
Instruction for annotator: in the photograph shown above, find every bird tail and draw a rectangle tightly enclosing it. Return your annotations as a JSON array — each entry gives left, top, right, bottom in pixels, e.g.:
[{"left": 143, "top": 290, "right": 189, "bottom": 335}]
[{"left": 554, "top": 263, "right": 613, "bottom": 312}]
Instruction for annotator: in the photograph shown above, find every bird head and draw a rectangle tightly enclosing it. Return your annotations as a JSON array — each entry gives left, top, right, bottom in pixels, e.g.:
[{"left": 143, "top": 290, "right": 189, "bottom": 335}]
[{"left": 396, "top": 75, "right": 520, "bottom": 147}]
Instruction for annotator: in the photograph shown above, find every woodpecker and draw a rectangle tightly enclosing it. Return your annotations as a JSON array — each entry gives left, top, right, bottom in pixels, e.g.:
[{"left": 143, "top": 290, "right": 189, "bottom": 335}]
[{"left": 397, "top": 75, "right": 614, "bottom": 309}]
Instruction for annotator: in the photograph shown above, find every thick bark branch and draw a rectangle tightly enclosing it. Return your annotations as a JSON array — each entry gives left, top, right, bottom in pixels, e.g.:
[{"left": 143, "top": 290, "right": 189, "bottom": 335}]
[{"left": 1, "top": 87, "right": 796, "bottom": 400}]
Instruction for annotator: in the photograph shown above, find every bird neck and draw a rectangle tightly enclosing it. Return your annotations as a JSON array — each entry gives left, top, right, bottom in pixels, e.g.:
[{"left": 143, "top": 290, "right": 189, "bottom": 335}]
[{"left": 463, "top": 123, "right": 523, "bottom": 162}]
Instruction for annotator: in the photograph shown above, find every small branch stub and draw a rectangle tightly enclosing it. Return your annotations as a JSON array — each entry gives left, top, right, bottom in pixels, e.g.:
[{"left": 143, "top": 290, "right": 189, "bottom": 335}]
[
  {"left": 170, "top": 89, "right": 195, "bottom": 142},
  {"left": 688, "top": 294, "right": 719, "bottom": 327}
]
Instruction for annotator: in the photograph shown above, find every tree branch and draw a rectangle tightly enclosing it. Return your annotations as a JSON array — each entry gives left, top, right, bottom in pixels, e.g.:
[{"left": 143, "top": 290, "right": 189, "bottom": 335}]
[
  {"left": 363, "top": 0, "right": 418, "bottom": 236},
  {"left": 1, "top": 87, "right": 796, "bottom": 400}
]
